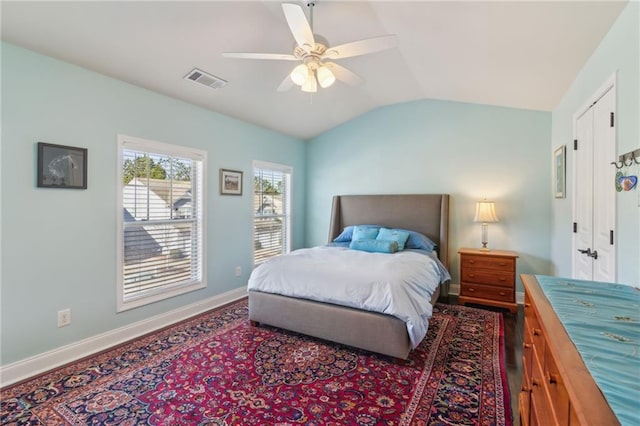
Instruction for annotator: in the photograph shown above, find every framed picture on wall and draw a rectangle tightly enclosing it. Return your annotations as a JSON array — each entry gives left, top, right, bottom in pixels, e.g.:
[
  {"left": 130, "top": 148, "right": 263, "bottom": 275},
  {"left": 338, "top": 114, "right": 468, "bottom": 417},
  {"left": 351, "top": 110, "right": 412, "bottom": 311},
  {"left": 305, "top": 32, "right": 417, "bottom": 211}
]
[
  {"left": 37, "top": 142, "right": 88, "bottom": 189},
  {"left": 554, "top": 145, "right": 566, "bottom": 198},
  {"left": 220, "top": 169, "right": 243, "bottom": 195}
]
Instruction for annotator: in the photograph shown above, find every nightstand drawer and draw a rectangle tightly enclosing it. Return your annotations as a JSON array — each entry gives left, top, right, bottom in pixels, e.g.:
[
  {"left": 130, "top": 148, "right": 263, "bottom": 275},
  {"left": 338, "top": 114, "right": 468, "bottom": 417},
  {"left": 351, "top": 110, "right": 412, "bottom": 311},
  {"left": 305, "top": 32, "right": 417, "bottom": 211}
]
[
  {"left": 461, "top": 255, "right": 515, "bottom": 272},
  {"left": 462, "top": 269, "right": 514, "bottom": 287},
  {"left": 460, "top": 283, "right": 514, "bottom": 302}
]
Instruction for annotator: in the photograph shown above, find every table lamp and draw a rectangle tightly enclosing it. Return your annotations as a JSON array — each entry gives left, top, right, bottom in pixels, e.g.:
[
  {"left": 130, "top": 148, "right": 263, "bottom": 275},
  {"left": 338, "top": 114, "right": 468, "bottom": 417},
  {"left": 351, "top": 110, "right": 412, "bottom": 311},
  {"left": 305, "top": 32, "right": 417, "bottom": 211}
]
[{"left": 474, "top": 200, "right": 499, "bottom": 250}]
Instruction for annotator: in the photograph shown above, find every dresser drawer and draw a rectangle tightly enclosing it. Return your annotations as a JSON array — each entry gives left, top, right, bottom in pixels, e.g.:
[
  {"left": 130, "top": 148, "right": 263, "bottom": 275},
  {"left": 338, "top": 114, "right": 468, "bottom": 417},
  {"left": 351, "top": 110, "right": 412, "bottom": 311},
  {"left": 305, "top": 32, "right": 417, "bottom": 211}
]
[
  {"left": 461, "top": 255, "right": 515, "bottom": 272},
  {"left": 531, "top": 350, "right": 558, "bottom": 425},
  {"left": 461, "top": 269, "right": 514, "bottom": 287},
  {"left": 460, "top": 283, "right": 514, "bottom": 302},
  {"left": 545, "top": 344, "right": 570, "bottom": 425}
]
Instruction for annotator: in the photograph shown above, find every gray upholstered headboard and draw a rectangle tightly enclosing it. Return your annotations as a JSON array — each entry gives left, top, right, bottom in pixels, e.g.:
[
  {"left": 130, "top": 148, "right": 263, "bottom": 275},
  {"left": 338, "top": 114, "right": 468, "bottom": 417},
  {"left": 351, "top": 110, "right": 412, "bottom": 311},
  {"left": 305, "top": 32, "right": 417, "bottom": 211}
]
[{"left": 328, "top": 194, "right": 450, "bottom": 271}]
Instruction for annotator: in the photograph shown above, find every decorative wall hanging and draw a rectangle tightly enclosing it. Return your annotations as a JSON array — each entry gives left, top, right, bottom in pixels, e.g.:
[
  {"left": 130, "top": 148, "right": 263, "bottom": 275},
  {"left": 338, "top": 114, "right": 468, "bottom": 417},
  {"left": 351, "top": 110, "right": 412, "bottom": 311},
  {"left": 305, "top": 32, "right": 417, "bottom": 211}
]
[
  {"left": 554, "top": 145, "right": 566, "bottom": 198},
  {"left": 618, "top": 175, "right": 638, "bottom": 191},
  {"left": 220, "top": 169, "right": 243, "bottom": 195},
  {"left": 611, "top": 148, "right": 639, "bottom": 192},
  {"left": 37, "top": 142, "right": 87, "bottom": 189}
]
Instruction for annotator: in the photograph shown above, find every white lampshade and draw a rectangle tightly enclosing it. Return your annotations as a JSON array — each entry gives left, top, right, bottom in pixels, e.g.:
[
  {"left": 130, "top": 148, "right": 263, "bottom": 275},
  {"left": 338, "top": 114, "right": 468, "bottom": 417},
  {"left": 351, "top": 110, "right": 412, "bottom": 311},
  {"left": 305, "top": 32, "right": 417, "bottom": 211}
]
[
  {"left": 473, "top": 200, "right": 499, "bottom": 223},
  {"left": 290, "top": 64, "right": 308, "bottom": 86},
  {"left": 301, "top": 68, "right": 317, "bottom": 93},
  {"left": 316, "top": 65, "right": 336, "bottom": 88}
]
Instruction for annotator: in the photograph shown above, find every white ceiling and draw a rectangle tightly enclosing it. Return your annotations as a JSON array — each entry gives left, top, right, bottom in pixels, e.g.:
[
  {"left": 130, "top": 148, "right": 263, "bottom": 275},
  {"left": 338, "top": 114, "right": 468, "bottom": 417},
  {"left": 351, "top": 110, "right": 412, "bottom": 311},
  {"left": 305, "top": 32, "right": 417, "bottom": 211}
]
[{"left": 1, "top": 1, "right": 628, "bottom": 140}]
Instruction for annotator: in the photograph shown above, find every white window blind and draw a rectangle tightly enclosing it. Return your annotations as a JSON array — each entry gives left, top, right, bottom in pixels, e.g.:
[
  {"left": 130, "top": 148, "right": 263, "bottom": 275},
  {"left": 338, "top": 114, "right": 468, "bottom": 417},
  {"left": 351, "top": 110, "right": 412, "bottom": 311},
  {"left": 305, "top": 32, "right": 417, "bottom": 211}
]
[
  {"left": 117, "top": 135, "right": 206, "bottom": 311},
  {"left": 253, "top": 161, "right": 292, "bottom": 265}
]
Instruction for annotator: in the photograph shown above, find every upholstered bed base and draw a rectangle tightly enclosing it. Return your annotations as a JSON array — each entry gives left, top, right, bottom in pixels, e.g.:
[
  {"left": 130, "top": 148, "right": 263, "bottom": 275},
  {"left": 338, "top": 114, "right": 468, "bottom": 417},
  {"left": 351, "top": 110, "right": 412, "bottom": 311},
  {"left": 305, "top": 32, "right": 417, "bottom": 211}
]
[
  {"left": 248, "top": 194, "right": 450, "bottom": 360},
  {"left": 249, "top": 287, "right": 440, "bottom": 360}
]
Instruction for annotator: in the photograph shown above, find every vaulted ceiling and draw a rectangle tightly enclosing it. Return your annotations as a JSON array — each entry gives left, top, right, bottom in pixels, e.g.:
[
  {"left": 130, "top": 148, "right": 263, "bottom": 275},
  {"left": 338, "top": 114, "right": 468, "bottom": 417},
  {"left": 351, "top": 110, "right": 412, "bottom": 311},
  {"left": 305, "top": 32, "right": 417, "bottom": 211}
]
[{"left": 1, "top": 1, "right": 628, "bottom": 140}]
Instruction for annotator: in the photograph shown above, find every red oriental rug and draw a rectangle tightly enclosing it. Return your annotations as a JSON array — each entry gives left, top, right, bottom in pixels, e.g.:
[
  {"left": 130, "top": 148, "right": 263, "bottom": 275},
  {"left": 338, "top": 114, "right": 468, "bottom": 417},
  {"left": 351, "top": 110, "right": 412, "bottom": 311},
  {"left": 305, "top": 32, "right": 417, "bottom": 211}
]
[{"left": 1, "top": 301, "right": 512, "bottom": 425}]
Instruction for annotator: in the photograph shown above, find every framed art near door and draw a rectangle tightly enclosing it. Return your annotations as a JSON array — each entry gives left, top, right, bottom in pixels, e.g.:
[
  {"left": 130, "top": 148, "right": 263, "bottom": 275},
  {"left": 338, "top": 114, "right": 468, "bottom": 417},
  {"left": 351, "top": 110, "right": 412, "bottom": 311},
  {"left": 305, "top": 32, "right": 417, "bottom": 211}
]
[{"left": 554, "top": 145, "right": 566, "bottom": 198}]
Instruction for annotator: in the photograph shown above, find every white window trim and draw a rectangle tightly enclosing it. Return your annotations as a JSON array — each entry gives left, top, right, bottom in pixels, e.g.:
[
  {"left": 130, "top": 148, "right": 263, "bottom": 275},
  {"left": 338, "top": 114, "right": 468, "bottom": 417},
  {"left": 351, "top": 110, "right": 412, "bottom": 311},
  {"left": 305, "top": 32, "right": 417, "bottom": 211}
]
[
  {"left": 252, "top": 160, "right": 293, "bottom": 268},
  {"left": 116, "top": 134, "right": 207, "bottom": 312}
]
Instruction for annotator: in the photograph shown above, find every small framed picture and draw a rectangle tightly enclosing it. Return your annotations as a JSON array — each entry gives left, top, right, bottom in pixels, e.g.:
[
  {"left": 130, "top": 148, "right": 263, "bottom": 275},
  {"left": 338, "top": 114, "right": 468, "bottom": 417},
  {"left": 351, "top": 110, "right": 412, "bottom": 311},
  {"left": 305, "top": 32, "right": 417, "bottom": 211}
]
[
  {"left": 37, "top": 142, "right": 88, "bottom": 189},
  {"left": 554, "top": 145, "right": 566, "bottom": 198},
  {"left": 220, "top": 169, "right": 243, "bottom": 195}
]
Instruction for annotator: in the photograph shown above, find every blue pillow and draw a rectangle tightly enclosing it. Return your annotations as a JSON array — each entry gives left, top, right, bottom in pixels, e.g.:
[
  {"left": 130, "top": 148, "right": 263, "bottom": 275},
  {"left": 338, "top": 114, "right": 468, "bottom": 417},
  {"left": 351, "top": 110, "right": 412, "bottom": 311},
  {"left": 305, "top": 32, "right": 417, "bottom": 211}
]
[
  {"left": 404, "top": 230, "right": 438, "bottom": 251},
  {"left": 352, "top": 225, "right": 380, "bottom": 241},
  {"left": 349, "top": 239, "right": 398, "bottom": 253},
  {"left": 376, "top": 228, "right": 411, "bottom": 250},
  {"left": 333, "top": 225, "right": 379, "bottom": 242}
]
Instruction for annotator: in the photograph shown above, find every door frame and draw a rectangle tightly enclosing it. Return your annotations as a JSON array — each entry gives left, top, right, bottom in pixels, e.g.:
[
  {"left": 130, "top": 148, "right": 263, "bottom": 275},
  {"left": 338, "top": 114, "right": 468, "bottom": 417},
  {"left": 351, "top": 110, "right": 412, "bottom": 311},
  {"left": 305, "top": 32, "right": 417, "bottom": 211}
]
[{"left": 571, "top": 72, "right": 617, "bottom": 279}]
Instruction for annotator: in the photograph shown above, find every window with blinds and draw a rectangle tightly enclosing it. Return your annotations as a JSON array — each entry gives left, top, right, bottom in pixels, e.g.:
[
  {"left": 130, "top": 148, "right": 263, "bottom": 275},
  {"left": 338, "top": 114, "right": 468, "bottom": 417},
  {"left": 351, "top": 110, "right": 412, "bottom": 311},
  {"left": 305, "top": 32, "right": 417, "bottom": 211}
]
[
  {"left": 117, "top": 135, "right": 206, "bottom": 311},
  {"left": 253, "top": 161, "right": 292, "bottom": 265}
]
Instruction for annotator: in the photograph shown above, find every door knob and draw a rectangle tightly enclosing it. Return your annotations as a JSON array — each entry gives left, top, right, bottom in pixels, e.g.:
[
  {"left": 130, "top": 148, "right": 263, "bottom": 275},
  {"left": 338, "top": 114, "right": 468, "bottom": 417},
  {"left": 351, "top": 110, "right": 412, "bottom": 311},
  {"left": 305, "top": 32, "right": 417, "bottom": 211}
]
[
  {"left": 588, "top": 250, "right": 598, "bottom": 260},
  {"left": 577, "top": 248, "right": 591, "bottom": 255}
]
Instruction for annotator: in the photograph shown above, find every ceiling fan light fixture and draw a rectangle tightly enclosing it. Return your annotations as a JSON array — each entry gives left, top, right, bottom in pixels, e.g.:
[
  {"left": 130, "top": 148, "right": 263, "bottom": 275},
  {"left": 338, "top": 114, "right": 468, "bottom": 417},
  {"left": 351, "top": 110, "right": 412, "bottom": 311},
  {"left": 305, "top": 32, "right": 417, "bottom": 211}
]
[
  {"left": 301, "top": 68, "right": 317, "bottom": 93},
  {"left": 290, "top": 63, "right": 308, "bottom": 86},
  {"left": 317, "top": 65, "right": 335, "bottom": 88}
]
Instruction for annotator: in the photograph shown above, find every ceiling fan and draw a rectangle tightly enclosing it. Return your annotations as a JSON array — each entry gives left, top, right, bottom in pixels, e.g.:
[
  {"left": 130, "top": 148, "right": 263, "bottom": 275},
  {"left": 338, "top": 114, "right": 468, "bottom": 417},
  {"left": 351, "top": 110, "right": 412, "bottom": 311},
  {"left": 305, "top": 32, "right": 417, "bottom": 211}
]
[{"left": 222, "top": 2, "right": 397, "bottom": 93}]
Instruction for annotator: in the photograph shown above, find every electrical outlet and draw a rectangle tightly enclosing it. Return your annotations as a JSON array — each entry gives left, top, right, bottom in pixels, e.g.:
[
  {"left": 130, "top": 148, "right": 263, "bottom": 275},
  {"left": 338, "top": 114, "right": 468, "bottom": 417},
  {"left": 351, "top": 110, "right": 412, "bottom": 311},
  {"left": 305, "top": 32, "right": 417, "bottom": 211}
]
[
  {"left": 235, "top": 266, "right": 242, "bottom": 277},
  {"left": 58, "top": 309, "right": 71, "bottom": 327}
]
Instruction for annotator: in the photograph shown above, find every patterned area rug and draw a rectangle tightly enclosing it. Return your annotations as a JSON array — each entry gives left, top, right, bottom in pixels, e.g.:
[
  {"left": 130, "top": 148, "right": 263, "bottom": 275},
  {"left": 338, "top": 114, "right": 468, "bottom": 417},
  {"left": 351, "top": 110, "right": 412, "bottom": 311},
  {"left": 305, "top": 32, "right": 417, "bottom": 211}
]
[{"left": 1, "top": 301, "right": 512, "bottom": 425}]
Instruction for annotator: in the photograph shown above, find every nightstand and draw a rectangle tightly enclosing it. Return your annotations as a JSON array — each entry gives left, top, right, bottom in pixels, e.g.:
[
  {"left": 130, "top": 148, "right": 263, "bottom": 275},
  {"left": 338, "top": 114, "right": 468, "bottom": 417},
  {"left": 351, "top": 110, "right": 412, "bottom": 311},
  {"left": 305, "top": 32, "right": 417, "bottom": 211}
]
[{"left": 458, "top": 248, "right": 518, "bottom": 313}]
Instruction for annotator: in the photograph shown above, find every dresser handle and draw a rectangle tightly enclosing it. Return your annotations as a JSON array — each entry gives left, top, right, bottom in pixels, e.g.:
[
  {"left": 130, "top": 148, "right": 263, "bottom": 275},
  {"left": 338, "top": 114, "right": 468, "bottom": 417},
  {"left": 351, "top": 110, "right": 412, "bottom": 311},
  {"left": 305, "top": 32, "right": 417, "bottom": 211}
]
[
  {"left": 548, "top": 373, "right": 558, "bottom": 384},
  {"left": 499, "top": 277, "right": 506, "bottom": 281},
  {"left": 532, "top": 379, "right": 540, "bottom": 387},
  {"left": 525, "top": 303, "right": 531, "bottom": 308},
  {"left": 533, "top": 328, "right": 541, "bottom": 336},
  {"left": 499, "top": 292, "right": 506, "bottom": 296},
  {"left": 499, "top": 262, "right": 506, "bottom": 266},
  {"left": 523, "top": 343, "right": 532, "bottom": 349},
  {"left": 469, "top": 273, "right": 475, "bottom": 277},
  {"left": 468, "top": 260, "right": 475, "bottom": 264},
  {"left": 521, "top": 384, "right": 530, "bottom": 392},
  {"left": 468, "top": 288, "right": 475, "bottom": 292}
]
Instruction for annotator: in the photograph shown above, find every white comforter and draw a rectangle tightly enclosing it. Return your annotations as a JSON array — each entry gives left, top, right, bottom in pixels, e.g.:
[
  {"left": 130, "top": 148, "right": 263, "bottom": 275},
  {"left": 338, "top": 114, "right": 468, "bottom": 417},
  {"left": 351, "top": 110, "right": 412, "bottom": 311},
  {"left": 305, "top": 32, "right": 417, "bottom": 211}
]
[{"left": 247, "top": 246, "right": 445, "bottom": 348}]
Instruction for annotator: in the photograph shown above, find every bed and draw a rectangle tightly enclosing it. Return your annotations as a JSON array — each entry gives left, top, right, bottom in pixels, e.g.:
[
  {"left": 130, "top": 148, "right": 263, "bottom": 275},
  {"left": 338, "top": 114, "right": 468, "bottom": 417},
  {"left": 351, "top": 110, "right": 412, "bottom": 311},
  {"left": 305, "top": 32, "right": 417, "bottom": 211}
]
[{"left": 248, "top": 194, "right": 450, "bottom": 360}]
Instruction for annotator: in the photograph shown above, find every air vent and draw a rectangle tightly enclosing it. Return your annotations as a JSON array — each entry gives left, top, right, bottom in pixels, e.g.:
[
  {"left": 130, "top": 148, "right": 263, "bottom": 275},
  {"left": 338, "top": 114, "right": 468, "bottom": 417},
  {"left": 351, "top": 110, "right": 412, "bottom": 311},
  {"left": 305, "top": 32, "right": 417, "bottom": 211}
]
[{"left": 184, "top": 68, "right": 227, "bottom": 90}]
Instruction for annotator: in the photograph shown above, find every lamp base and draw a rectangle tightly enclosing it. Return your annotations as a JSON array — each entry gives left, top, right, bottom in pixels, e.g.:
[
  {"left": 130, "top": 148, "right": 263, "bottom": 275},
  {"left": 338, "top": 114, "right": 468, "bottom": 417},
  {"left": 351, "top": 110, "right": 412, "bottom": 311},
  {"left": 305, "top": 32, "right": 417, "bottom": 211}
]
[{"left": 479, "top": 247, "right": 491, "bottom": 251}]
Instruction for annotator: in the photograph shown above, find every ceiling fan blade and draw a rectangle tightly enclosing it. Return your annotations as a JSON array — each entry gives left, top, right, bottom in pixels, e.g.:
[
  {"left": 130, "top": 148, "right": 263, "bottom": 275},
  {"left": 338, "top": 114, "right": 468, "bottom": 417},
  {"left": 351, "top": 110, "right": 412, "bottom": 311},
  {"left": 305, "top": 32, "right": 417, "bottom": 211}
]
[
  {"left": 324, "top": 62, "right": 363, "bottom": 86},
  {"left": 282, "top": 3, "right": 315, "bottom": 53},
  {"left": 277, "top": 74, "right": 295, "bottom": 92},
  {"left": 222, "top": 52, "right": 298, "bottom": 61},
  {"left": 323, "top": 35, "right": 398, "bottom": 60}
]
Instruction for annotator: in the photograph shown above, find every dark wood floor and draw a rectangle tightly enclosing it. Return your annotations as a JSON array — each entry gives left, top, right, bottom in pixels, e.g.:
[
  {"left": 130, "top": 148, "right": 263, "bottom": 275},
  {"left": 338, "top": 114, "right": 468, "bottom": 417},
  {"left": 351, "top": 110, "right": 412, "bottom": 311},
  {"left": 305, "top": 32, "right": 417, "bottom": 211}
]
[{"left": 445, "top": 295, "right": 523, "bottom": 425}]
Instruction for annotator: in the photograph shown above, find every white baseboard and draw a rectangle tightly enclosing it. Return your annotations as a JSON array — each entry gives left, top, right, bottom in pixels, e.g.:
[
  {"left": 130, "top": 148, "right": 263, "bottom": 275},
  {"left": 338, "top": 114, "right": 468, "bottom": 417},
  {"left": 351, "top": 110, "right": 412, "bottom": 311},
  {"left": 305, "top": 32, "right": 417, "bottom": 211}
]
[
  {"left": 448, "top": 283, "right": 525, "bottom": 306},
  {"left": 0, "top": 287, "right": 247, "bottom": 388}
]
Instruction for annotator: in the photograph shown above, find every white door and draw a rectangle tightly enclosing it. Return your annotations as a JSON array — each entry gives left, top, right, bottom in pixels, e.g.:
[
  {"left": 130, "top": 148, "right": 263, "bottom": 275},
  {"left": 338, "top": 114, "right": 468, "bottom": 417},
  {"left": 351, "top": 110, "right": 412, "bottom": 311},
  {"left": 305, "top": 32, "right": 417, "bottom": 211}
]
[{"left": 572, "top": 84, "right": 616, "bottom": 282}]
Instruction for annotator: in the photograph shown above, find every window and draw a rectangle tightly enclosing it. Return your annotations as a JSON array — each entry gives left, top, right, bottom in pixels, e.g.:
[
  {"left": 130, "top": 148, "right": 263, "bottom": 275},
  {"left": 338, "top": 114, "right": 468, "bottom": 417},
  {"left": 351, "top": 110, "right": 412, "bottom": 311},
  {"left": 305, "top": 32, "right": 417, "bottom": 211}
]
[
  {"left": 253, "top": 161, "right": 292, "bottom": 265},
  {"left": 117, "top": 135, "right": 206, "bottom": 311}
]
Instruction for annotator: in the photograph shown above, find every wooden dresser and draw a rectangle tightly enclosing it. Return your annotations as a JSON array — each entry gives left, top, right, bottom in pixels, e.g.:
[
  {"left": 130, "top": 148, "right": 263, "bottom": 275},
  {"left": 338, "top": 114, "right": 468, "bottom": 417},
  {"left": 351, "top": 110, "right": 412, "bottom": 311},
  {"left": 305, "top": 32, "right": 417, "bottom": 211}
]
[
  {"left": 458, "top": 248, "right": 518, "bottom": 313},
  {"left": 520, "top": 275, "right": 619, "bottom": 426}
]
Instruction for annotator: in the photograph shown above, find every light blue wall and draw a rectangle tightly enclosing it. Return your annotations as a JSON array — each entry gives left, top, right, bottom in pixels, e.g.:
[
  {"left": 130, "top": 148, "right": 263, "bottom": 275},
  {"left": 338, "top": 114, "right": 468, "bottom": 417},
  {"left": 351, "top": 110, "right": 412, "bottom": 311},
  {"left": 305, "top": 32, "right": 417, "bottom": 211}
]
[
  {"left": 551, "top": 2, "right": 639, "bottom": 285},
  {"left": 0, "top": 43, "right": 306, "bottom": 365},
  {"left": 305, "top": 99, "right": 552, "bottom": 290}
]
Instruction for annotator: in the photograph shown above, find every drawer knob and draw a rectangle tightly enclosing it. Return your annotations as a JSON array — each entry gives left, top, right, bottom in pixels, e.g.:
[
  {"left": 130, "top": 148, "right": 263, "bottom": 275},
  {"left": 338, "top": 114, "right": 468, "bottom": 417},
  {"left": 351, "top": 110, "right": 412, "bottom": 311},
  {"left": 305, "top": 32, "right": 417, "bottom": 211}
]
[
  {"left": 532, "top": 379, "right": 540, "bottom": 387},
  {"left": 521, "top": 385, "right": 530, "bottom": 392},
  {"left": 469, "top": 273, "right": 476, "bottom": 277},
  {"left": 468, "top": 260, "right": 475, "bottom": 264},
  {"left": 499, "top": 277, "right": 506, "bottom": 281},
  {"left": 533, "top": 328, "right": 542, "bottom": 336},
  {"left": 499, "top": 292, "right": 506, "bottom": 296},
  {"left": 499, "top": 262, "right": 506, "bottom": 266},
  {"left": 525, "top": 303, "right": 531, "bottom": 308},
  {"left": 524, "top": 343, "right": 532, "bottom": 349},
  {"left": 549, "top": 373, "right": 559, "bottom": 384},
  {"left": 468, "top": 288, "right": 475, "bottom": 292}
]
